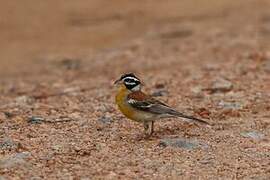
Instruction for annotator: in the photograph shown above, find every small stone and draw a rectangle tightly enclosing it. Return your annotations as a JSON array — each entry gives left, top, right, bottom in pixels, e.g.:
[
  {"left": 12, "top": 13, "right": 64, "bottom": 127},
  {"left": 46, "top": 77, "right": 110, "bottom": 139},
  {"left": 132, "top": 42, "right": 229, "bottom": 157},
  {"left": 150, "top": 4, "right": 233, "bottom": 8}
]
[
  {"left": 69, "top": 112, "right": 81, "bottom": 120},
  {"left": 0, "top": 138, "right": 18, "bottom": 151},
  {"left": 80, "top": 178, "right": 91, "bottom": 180},
  {"left": 195, "top": 108, "right": 211, "bottom": 118},
  {"left": 51, "top": 145, "right": 63, "bottom": 152},
  {"left": 97, "top": 104, "right": 114, "bottom": 113},
  {"left": 15, "top": 95, "right": 33, "bottom": 105},
  {"left": 39, "top": 152, "right": 54, "bottom": 161},
  {"left": 190, "top": 86, "right": 204, "bottom": 98},
  {"left": 249, "top": 175, "right": 270, "bottom": 180},
  {"left": 98, "top": 115, "right": 113, "bottom": 124},
  {"left": 151, "top": 89, "right": 168, "bottom": 97},
  {"left": 106, "top": 171, "right": 117, "bottom": 179},
  {"left": 159, "top": 138, "right": 208, "bottom": 149},
  {"left": 4, "top": 112, "right": 14, "bottom": 118},
  {"left": 241, "top": 131, "right": 265, "bottom": 140},
  {"left": 191, "top": 86, "right": 202, "bottom": 94},
  {"left": 199, "top": 156, "right": 214, "bottom": 165},
  {"left": 218, "top": 101, "right": 242, "bottom": 110},
  {"left": 0, "top": 152, "right": 30, "bottom": 169},
  {"left": 154, "top": 83, "right": 165, "bottom": 89},
  {"left": 28, "top": 116, "right": 44, "bottom": 124},
  {"left": 208, "top": 78, "right": 233, "bottom": 93},
  {"left": 62, "top": 86, "right": 81, "bottom": 95},
  {"left": 152, "top": 83, "right": 168, "bottom": 97},
  {"left": 260, "top": 142, "right": 270, "bottom": 148},
  {"left": 59, "top": 58, "right": 81, "bottom": 70},
  {"left": 30, "top": 177, "right": 43, "bottom": 180}
]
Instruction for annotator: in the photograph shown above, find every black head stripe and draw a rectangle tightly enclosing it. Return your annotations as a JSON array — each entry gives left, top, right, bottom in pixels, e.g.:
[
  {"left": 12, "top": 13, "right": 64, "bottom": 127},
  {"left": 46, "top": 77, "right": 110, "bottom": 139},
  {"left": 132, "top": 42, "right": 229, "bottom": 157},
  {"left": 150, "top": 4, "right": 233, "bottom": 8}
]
[
  {"left": 123, "top": 77, "right": 139, "bottom": 83},
  {"left": 124, "top": 78, "right": 140, "bottom": 87},
  {"left": 119, "top": 73, "right": 141, "bottom": 90},
  {"left": 125, "top": 83, "right": 139, "bottom": 90},
  {"left": 120, "top": 73, "right": 139, "bottom": 81}
]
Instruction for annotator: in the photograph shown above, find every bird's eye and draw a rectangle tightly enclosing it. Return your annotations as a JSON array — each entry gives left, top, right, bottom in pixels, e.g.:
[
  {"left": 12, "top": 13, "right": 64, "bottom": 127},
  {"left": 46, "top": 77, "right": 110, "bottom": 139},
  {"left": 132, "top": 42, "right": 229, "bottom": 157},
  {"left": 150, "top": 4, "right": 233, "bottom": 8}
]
[{"left": 125, "top": 79, "right": 133, "bottom": 83}]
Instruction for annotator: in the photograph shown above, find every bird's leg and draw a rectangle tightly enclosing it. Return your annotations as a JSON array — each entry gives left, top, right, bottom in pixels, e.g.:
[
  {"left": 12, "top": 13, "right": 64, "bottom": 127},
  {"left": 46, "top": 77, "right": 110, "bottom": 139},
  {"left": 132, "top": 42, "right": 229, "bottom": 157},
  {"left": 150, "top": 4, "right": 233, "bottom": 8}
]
[
  {"left": 151, "top": 121, "right": 154, "bottom": 135},
  {"left": 143, "top": 121, "right": 154, "bottom": 137},
  {"left": 143, "top": 122, "right": 149, "bottom": 137}
]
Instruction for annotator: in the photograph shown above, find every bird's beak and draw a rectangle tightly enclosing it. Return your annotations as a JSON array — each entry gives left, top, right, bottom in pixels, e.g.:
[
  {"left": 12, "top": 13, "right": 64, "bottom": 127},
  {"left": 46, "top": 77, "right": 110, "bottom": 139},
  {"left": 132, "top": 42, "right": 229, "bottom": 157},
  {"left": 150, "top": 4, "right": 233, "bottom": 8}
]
[{"left": 114, "top": 79, "right": 121, "bottom": 85}]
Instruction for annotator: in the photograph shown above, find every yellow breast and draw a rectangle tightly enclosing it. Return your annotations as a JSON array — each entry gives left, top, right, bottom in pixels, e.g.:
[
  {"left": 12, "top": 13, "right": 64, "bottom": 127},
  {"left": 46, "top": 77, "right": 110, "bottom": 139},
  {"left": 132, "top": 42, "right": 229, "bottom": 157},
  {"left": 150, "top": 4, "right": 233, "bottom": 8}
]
[
  {"left": 115, "top": 85, "right": 154, "bottom": 122},
  {"left": 115, "top": 85, "right": 136, "bottom": 120}
]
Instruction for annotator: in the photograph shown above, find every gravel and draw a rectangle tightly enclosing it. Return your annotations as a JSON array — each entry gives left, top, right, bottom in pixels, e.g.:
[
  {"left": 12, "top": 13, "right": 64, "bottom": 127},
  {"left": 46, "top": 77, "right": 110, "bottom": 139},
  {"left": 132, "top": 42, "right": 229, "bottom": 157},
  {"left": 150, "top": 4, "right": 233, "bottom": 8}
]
[
  {"left": 0, "top": 0, "right": 269, "bottom": 179},
  {"left": 0, "top": 152, "right": 31, "bottom": 169},
  {"left": 241, "top": 131, "right": 265, "bottom": 140},
  {"left": 159, "top": 138, "right": 208, "bottom": 149}
]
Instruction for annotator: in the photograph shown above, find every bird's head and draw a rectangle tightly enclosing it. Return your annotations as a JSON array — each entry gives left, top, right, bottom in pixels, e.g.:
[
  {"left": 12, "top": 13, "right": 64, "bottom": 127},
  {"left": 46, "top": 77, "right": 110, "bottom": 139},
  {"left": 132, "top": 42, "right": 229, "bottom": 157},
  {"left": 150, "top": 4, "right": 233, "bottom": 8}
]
[{"left": 114, "top": 73, "right": 142, "bottom": 91}]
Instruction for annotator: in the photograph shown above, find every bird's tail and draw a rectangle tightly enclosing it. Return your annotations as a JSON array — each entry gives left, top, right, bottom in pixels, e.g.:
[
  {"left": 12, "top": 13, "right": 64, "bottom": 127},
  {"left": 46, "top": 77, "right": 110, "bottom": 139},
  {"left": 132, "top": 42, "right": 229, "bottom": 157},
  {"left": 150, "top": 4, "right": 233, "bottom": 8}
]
[{"left": 169, "top": 110, "right": 209, "bottom": 125}]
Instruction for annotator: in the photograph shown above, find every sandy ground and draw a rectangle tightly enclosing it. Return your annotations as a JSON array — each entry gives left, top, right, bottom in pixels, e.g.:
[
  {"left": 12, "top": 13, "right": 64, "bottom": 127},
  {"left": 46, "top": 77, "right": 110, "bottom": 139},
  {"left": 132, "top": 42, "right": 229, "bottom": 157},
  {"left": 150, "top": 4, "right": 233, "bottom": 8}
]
[{"left": 0, "top": 0, "right": 270, "bottom": 179}]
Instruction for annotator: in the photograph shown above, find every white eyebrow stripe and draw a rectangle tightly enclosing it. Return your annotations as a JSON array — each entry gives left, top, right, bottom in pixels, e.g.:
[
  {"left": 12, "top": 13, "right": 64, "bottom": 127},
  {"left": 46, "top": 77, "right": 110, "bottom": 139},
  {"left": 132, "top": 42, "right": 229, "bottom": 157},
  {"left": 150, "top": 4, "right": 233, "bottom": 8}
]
[
  {"left": 124, "top": 82, "right": 137, "bottom": 85},
  {"left": 123, "top": 77, "right": 140, "bottom": 82}
]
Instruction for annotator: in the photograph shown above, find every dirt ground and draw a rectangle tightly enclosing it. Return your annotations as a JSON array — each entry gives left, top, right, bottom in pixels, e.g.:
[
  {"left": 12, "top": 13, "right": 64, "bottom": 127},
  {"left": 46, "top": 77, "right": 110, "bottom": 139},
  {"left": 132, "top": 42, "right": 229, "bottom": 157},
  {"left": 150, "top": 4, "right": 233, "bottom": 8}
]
[{"left": 1, "top": 0, "right": 270, "bottom": 179}]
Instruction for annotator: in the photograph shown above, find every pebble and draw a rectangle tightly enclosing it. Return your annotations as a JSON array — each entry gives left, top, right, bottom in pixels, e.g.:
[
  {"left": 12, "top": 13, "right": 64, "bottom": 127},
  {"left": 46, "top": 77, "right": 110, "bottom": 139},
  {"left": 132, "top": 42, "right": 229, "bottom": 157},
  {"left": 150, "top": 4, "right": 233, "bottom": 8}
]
[
  {"left": 4, "top": 112, "right": 14, "bottom": 118},
  {"left": 152, "top": 83, "right": 168, "bottom": 97},
  {"left": 218, "top": 101, "right": 242, "bottom": 110},
  {"left": 159, "top": 138, "right": 208, "bottom": 149},
  {"left": 97, "top": 104, "right": 114, "bottom": 113},
  {"left": 15, "top": 95, "right": 33, "bottom": 105},
  {"left": 199, "top": 156, "right": 215, "bottom": 165},
  {"left": 30, "top": 177, "right": 43, "bottom": 180},
  {"left": 241, "top": 131, "right": 265, "bottom": 140},
  {"left": 28, "top": 116, "right": 44, "bottom": 124},
  {"left": 62, "top": 86, "right": 81, "bottom": 95},
  {"left": 59, "top": 58, "right": 81, "bottom": 70},
  {"left": 151, "top": 89, "right": 168, "bottom": 97},
  {"left": 191, "top": 86, "right": 202, "bottom": 94},
  {"left": 106, "top": 171, "right": 117, "bottom": 179},
  {"left": 51, "top": 144, "right": 63, "bottom": 152},
  {"left": 0, "top": 152, "right": 30, "bottom": 169},
  {"left": 209, "top": 78, "right": 233, "bottom": 93},
  {"left": 98, "top": 115, "right": 113, "bottom": 124},
  {"left": 0, "top": 137, "right": 18, "bottom": 151},
  {"left": 190, "top": 86, "right": 204, "bottom": 98}
]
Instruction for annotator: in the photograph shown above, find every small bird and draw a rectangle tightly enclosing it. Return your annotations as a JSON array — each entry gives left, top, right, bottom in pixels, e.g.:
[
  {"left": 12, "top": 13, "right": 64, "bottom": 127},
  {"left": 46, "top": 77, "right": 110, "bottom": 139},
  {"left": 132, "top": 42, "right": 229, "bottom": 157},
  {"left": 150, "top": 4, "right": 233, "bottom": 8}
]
[{"left": 114, "top": 73, "right": 209, "bottom": 137}]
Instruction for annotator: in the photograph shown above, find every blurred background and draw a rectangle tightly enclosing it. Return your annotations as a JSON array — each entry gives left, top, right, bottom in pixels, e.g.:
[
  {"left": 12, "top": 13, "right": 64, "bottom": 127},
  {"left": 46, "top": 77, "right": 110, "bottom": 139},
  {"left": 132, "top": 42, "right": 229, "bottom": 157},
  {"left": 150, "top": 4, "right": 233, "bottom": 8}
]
[
  {"left": 1, "top": 1, "right": 270, "bottom": 179},
  {"left": 0, "top": 0, "right": 269, "bottom": 76}
]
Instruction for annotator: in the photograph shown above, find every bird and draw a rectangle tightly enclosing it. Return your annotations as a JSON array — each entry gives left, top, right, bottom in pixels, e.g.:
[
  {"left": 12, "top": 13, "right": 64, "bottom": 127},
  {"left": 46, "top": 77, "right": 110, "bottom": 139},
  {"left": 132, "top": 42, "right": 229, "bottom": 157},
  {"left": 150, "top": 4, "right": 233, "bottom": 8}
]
[{"left": 114, "top": 73, "right": 209, "bottom": 137}]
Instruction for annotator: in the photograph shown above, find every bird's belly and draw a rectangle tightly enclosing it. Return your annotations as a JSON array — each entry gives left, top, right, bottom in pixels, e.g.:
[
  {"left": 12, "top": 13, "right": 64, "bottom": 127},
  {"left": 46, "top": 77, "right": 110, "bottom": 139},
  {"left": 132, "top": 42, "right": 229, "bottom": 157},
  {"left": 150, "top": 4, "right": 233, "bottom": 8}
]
[
  {"left": 116, "top": 89, "right": 155, "bottom": 122},
  {"left": 131, "top": 110, "right": 155, "bottom": 122},
  {"left": 116, "top": 99, "right": 154, "bottom": 123},
  {"left": 119, "top": 104, "right": 154, "bottom": 122}
]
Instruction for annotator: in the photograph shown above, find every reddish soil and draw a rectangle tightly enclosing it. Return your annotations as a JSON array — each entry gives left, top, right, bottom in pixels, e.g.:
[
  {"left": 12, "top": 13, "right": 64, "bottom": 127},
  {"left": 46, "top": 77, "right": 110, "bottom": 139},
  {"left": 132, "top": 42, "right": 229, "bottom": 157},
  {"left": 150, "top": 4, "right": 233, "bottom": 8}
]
[{"left": 1, "top": 0, "right": 270, "bottom": 179}]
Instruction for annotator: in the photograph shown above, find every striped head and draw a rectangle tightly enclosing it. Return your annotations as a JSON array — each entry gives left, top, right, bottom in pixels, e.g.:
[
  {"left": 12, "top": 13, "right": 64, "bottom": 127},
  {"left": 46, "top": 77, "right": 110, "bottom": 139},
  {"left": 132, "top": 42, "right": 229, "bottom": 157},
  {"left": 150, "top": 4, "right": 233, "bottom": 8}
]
[{"left": 114, "top": 73, "right": 141, "bottom": 91}]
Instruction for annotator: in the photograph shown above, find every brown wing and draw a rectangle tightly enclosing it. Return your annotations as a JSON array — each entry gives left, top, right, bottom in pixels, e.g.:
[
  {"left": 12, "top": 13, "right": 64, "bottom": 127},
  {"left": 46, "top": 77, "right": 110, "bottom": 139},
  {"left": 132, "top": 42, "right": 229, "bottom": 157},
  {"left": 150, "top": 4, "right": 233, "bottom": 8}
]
[
  {"left": 127, "top": 91, "right": 149, "bottom": 101},
  {"left": 127, "top": 91, "right": 173, "bottom": 114},
  {"left": 127, "top": 91, "right": 209, "bottom": 124}
]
